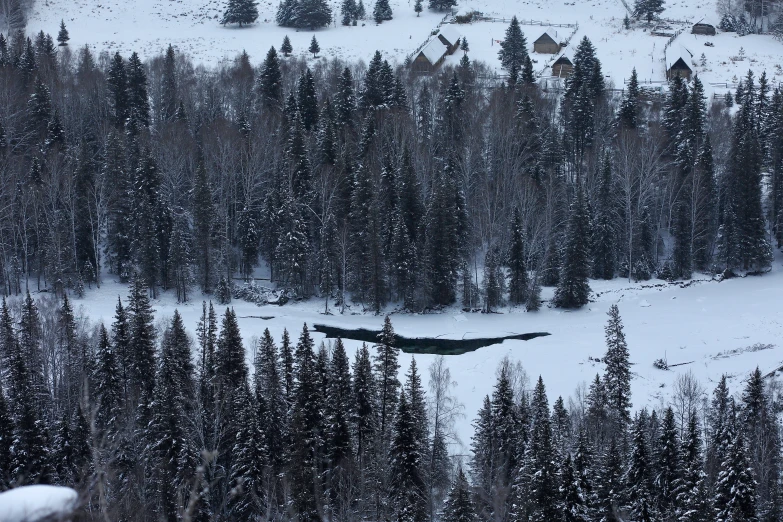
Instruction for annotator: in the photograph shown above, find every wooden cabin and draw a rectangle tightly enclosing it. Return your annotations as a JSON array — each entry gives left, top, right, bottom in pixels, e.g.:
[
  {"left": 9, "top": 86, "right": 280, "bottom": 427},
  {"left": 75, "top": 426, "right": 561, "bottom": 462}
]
[
  {"left": 692, "top": 22, "right": 716, "bottom": 35},
  {"left": 533, "top": 30, "right": 560, "bottom": 54},
  {"left": 551, "top": 55, "right": 573, "bottom": 77},
  {"left": 437, "top": 24, "right": 462, "bottom": 54},
  {"left": 666, "top": 46, "right": 693, "bottom": 80},
  {"left": 412, "top": 38, "right": 448, "bottom": 73}
]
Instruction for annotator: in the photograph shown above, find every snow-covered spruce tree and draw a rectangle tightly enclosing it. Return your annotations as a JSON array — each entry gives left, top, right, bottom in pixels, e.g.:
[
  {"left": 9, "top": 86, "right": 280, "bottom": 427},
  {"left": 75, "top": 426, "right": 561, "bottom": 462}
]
[
  {"left": 603, "top": 304, "right": 632, "bottom": 431},
  {"left": 655, "top": 406, "right": 680, "bottom": 518},
  {"left": 633, "top": 0, "right": 665, "bottom": 23},
  {"left": 622, "top": 410, "right": 657, "bottom": 521},
  {"left": 389, "top": 388, "right": 428, "bottom": 522},
  {"left": 281, "top": 35, "right": 293, "bottom": 56},
  {"left": 507, "top": 207, "right": 528, "bottom": 305},
  {"left": 526, "top": 376, "right": 560, "bottom": 522},
  {"left": 341, "top": 0, "right": 357, "bottom": 24},
  {"left": 0, "top": 386, "right": 11, "bottom": 490},
  {"left": 127, "top": 277, "right": 157, "bottom": 411},
  {"left": 373, "top": 0, "right": 392, "bottom": 22},
  {"left": 324, "top": 338, "right": 354, "bottom": 519},
  {"left": 617, "top": 67, "right": 639, "bottom": 129},
  {"left": 553, "top": 185, "right": 591, "bottom": 308},
  {"left": 559, "top": 453, "right": 590, "bottom": 522},
  {"left": 309, "top": 35, "right": 320, "bottom": 57},
  {"left": 718, "top": 71, "right": 772, "bottom": 273},
  {"left": 375, "top": 316, "right": 400, "bottom": 438},
  {"left": 95, "top": 323, "right": 122, "bottom": 433},
  {"left": 57, "top": 20, "right": 69, "bottom": 46},
  {"left": 593, "top": 153, "right": 616, "bottom": 279},
  {"left": 295, "top": 0, "right": 332, "bottom": 28},
  {"left": 150, "top": 311, "right": 198, "bottom": 521},
  {"left": 440, "top": 466, "right": 476, "bottom": 522},
  {"left": 414, "top": 0, "right": 422, "bottom": 15},
  {"left": 289, "top": 324, "right": 323, "bottom": 520},
  {"left": 673, "top": 413, "right": 711, "bottom": 522},
  {"left": 429, "top": 0, "right": 456, "bottom": 10},
  {"left": 714, "top": 427, "right": 758, "bottom": 522},
  {"left": 498, "top": 16, "right": 529, "bottom": 74}
]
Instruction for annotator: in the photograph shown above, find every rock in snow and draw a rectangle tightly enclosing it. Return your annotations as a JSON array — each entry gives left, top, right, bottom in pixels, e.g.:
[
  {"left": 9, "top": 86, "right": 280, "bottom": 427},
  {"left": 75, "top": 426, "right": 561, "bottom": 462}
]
[{"left": 0, "top": 485, "right": 78, "bottom": 522}]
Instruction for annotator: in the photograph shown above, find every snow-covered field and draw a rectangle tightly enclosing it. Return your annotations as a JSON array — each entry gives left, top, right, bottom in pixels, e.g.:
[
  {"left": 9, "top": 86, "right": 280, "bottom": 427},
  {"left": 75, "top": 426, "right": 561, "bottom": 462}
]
[
  {"left": 67, "top": 253, "right": 783, "bottom": 452},
  {"left": 24, "top": 0, "right": 783, "bottom": 95}
]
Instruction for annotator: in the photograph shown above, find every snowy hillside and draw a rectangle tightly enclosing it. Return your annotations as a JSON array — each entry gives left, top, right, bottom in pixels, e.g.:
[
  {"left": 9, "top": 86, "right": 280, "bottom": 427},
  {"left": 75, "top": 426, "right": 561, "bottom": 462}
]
[
  {"left": 69, "top": 254, "right": 783, "bottom": 451},
  {"left": 25, "top": 0, "right": 783, "bottom": 94}
]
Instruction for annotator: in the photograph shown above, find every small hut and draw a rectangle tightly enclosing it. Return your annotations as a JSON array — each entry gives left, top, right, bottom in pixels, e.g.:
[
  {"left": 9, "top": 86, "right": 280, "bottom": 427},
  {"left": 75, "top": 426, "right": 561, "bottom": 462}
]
[
  {"left": 551, "top": 55, "right": 573, "bottom": 77},
  {"left": 666, "top": 46, "right": 693, "bottom": 80},
  {"left": 692, "top": 22, "right": 716, "bottom": 35},
  {"left": 412, "top": 38, "right": 448, "bottom": 73},
  {"left": 437, "top": 24, "right": 462, "bottom": 54},
  {"left": 534, "top": 30, "right": 560, "bottom": 54}
]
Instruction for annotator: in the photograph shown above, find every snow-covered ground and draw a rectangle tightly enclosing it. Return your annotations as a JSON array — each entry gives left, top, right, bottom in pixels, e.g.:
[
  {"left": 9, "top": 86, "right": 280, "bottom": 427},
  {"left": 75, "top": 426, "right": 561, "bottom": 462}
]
[
  {"left": 24, "top": 0, "right": 783, "bottom": 96},
  {"left": 66, "top": 253, "right": 783, "bottom": 452},
  {"left": 0, "top": 485, "right": 78, "bottom": 522}
]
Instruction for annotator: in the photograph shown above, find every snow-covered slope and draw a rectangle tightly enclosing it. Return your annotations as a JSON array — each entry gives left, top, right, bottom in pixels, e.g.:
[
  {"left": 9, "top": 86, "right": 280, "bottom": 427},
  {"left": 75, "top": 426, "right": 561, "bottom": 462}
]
[
  {"left": 69, "top": 255, "right": 783, "bottom": 452},
  {"left": 25, "top": 0, "right": 783, "bottom": 94}
]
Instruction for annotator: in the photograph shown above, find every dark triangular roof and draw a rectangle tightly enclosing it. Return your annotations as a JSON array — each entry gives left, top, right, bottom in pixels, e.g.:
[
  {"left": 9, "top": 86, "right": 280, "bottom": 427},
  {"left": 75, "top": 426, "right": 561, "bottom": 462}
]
[
  {"left": 670, "top": 57, "right": 692, "bottom": 71},
  {"left": 534, "top": 32, "right": 558, "bottom": 45},
  {"left": 553, "top": 55, "right": 572, "bottom": 65}
]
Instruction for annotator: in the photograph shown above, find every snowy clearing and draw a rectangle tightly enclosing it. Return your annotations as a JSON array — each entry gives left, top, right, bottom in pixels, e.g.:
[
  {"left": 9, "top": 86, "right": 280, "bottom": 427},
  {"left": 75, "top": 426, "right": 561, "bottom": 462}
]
[
  {"left": 24, "top": 0, "right": 783, "bottom": 97},
  {"left": 65, "top": 253, "right": 783, "bottom": 452}
]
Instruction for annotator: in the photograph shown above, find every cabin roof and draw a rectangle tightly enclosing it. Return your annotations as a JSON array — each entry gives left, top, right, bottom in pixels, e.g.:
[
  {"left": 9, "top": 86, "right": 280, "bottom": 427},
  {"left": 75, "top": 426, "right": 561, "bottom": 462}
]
[
  {"left": 419, "top": 37, "right": 448, "bottom": 65},
  {"left": 438, "top": 24, "right": 462, "bottom": 46},
  {"left": 666, "top": 45, "right": 693, "bottom": 70},
  {"left": 535, "top": 30, "right": 559, "bottom": 45},
  {"left": 553, "top": 55, "right": 572, "bottom": 65}
]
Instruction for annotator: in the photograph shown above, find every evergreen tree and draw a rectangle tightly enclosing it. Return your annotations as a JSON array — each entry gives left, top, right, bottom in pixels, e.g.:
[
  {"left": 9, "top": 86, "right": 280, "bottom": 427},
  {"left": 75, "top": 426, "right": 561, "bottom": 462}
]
[
  {"left": 603, "top": 304, "right": 632, "bottom": 431},
  {"left": 373, "top": 0, "right": 392, "bottom": 22},
  {"left": 498, "top": 16, "right": 529, "bottom": 73},
  {"left": 507, "top": 207, "right": 528, "bottom": 305},
  {"left": 634, "top": 0, "right": 665, "bottom": 23},
  {"left": 375, "top": 316, "right": 400, "bottom": 438},
  {"left": 95, "top": 323, "right": 122, "bottom": 433},
  {"left": 289, "top": 324, "right": 323, "bottom": 521},
  {"left": 221, "top": 0, "right": 259, "bottom": 25},
  {"left": 127, "top": 277, "right": 157, "bottom": 411},
  {"left": 127, "top": 52, "right": 150, "bottom": 127},
  {"left": 656, "top": 407, "right": 680, "bottom": 518},
  {"left": 192, "top": 161, "right": 214, "bottom": 293},
  {"left": 624, "top": 411, "right": 656, "bottom": 521},
  {"left": 281, "top": 35, "right": 293, "bottom": 56},
  {"left": 0, "top": 387, "right": 11, "bottom": 490},
  {"left": 390, "top": 389, "right": 428, "bottom": 522},
  {"left": 309, "top": 35, "right": 320, "bottom": 57},
  {"left": 527, "top": 376, "right": 560, "bottom": 522},
  {"left": 57, "top": 20, "right": 69, "bottom": 46},
  {"left": 618, "top": 68, "right": 639, "bottom": 128},
  {"left": 440, "top": 466, "right": 475, "bottom": 522},
  {"left": 553, "top": 186, "right": 591, "bottom": 308},
  {"left": 258, "top": 47, "right": 283, "bottom": 108},
  {"left": 559, "top": 453, "right": 590, "bottom": 522},
  {"left": 341, "top": 0, "right": 358, "bottom": 24},
  {"left": 414, "top": 0, "right": 422, "bottom": 15},
  {"left": 674, "top": 413, "right": 711, "bottom": 522},
  {"left": 714, "top": 428, "right": 758, "bottom": 522},
  {"left": 324, "top": 338, "right": 354, "bottom": 519},
  {"left": 596, "top": 437, "right": 624, "bottom": 522},
  {"left": 593, "top": 153, "right": 616, "bottom": 279},
  {"left": 296, "top": 68, "right": 319, "bottom": 131},
  {"left": 107, "top": 52, "right": 129, "bottom": 126},
  {"left": 150, "top": 311, "right": 196, "bottom": 521}
]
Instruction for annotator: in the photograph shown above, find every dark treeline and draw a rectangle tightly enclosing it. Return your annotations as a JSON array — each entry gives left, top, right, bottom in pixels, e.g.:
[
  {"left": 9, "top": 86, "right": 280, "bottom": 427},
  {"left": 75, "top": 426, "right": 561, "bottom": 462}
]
[
  {"left": 0, "top": 22, "right": 779, "bottom": 315},
  {"left": 1, "top": 287, "right": 781, "bottom": 522}
]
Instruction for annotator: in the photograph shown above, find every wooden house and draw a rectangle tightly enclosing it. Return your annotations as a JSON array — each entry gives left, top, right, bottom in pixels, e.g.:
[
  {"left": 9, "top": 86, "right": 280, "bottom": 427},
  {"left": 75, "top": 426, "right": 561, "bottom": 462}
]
[
  {"left": 692, "top": 22, "right": 716, "bottom": 35},
  {"left": 412, "top": 38, "right": 448, "bottom": 73},
  {"left": 666, "top": 46, "right": 693, "bottom": 80},
  {"left": 437, "top": 24, "right": 462, "bottom": 54},
  {"left": 551, "top": 55, "right": 573, "bottom": 77},
  {"left": 533, "top": 30, "right": 560, "bottom": 54}
]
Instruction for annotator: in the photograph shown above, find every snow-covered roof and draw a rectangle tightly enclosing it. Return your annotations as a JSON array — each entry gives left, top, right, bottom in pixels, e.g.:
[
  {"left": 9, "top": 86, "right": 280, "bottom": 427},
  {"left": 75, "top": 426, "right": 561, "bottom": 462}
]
[
  {"left": 667, "top": 45, "right": 693, "bottom": 70},
  {"left": 553, "top": 55, "right": 572, "bottom": 65},
  {"left": 419, "top": 37, "right": 448, "bottom": 65},
  {"left": 438, "top": 24, "right": 462, "bottom": 46},
  {"left": 535, "top": 28, "right": 560, "bottom": 44}
]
